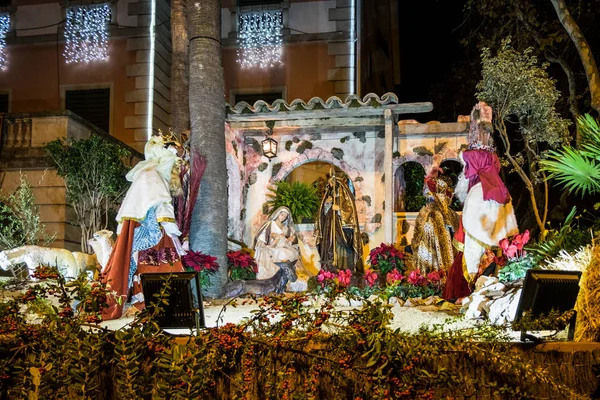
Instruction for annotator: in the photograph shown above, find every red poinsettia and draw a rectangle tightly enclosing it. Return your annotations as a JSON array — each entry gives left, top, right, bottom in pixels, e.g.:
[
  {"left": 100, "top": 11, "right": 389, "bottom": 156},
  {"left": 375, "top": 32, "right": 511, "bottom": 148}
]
[
  {"left": 182, "top": 251, "right": 219, "bottom": 272},
  {"left": 368, "top": 243, "right": 405, "bottom": 274},
  {"left": 227, "top": 250, "right": 258, "bottom": 273}
]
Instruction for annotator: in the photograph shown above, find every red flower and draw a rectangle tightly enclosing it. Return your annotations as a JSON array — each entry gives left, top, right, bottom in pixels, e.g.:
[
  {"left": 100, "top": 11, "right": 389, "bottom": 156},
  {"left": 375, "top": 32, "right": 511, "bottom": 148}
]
[
  {"left": 499, "top": 238, "right": 510, "bottom": 253},
  {"left": 365, "top": 271, "right": 379, "bottom": 287},
  {"left": 407, "top": 270, "right": 427, "bottom": 286},
  {"left": 426, "top": 271, "right": 442, "bottom": 283},
  {"left": 182, "top": 251, "right": 220, "bottom": 272},
  {"left": 337, "top": 269, "right": 353, "bottom": 287},
  {"left": 386, "top": 269, "right": 404, "bottom": 284}
]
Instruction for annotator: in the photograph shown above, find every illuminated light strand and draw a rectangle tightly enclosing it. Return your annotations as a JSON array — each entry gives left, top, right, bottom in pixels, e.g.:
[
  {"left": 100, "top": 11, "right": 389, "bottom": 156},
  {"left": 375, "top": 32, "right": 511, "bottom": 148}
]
[
  {"left": 0, "top": 14, "right": 10, "bottom": 71},
  {"left": 64, "top": 4, "right": 111, "bottom": 63},
  {"left": 237, "top": 10, "right": 283, "bottom": 69}
]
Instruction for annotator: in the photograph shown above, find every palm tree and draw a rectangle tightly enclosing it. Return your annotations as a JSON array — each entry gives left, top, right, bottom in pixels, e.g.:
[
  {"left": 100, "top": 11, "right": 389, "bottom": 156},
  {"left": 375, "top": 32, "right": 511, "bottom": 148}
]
[
  {"left": 187, "top": 0, "right": 228, "bottom": 297},
  {"left": 541, "top": 114, "right": 600, "bottom": 196},
  {"left": 170, "top": 0, "right": 189, "bottom": 136}
]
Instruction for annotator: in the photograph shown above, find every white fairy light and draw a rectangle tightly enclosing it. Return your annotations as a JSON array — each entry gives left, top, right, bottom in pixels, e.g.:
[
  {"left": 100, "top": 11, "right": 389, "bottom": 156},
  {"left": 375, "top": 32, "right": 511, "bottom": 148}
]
[
  {"left": 0, "top": 13, "right": 10, "bottom": 71},
  {"left": 237, "top": 10, "right": 283, "bottom": 69},
  {"left": 64, "top": 4, "right": 111, "bottom": 63}
]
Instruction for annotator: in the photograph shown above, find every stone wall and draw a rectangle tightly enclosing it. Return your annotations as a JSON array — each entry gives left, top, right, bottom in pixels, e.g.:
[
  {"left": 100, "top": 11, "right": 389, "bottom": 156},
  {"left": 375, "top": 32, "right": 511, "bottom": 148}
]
[{"left": 227, "top": 118, "right": 469, "bottom": 276}]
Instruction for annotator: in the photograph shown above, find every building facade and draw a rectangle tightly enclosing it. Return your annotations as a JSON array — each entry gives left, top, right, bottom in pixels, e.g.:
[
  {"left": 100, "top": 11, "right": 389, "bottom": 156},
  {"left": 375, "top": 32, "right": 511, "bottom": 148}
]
[{"left": 0, "top": 0, "right": 359, "bottom": 151}]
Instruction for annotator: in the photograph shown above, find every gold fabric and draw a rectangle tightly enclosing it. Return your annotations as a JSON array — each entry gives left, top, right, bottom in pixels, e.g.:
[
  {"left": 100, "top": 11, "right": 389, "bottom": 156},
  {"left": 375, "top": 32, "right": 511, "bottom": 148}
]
[{"left": 412, "top": 176, "right": 459, "bottom": 275}]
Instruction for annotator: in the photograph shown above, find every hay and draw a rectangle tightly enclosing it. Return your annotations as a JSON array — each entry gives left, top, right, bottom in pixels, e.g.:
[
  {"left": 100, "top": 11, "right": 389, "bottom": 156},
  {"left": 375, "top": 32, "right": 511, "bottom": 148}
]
[{"left": 575, "top": 244, "right": 600, "bottom": 342}]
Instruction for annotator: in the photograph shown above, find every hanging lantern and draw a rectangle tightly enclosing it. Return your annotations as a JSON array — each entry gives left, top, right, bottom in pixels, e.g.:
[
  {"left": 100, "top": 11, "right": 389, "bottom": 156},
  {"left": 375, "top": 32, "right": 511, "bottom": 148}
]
[
  {"left": 262, "top": 122, "right": 278, "bottom": 160},
  {"left": 262, "top": 136, "right": 278, "bottom": 160}
]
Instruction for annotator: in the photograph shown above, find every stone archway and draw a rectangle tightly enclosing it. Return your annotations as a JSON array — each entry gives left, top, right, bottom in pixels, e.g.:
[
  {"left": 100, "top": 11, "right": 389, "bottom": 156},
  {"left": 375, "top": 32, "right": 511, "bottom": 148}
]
[{"left": 269, "top": 148, "right": 373, "bottom": 229}]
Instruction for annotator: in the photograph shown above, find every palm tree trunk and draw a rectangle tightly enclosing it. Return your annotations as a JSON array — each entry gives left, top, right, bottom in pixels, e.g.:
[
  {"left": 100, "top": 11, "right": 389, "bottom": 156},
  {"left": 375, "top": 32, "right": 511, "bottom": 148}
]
[
  {"left": 187, "top": 0, "right": 228, "bottom": 298},
  {"left": 550, "top": 0, "right": 600, "bottom": 115},
  {"left": 170, "top": 0, "right": 189, "bottom": 136}
]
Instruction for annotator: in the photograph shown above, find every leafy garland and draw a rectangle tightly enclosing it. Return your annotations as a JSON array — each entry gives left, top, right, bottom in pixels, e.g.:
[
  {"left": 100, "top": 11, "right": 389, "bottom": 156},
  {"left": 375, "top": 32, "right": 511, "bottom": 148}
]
[{"left": 0, "top": 268, "right": 583, "bottom": 399}]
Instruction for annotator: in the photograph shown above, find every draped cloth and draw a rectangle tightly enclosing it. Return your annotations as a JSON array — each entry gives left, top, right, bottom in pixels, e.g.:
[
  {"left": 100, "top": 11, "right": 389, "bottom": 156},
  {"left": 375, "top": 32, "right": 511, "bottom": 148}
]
[
  {"left": 462, "top": 150, "right": 510, "bottom": 204},
  {"left": 315, "top": 174, "right": 363, "bottom": 275},
  {"left": 101, "top": 135, "right": 185, "bottom": 321},
  {"left": 460, "top": 150, "right": 518, "bottom": 274},
  {"left": 442, "top": 220, "right": 472, "bottom": 301},
  {"left": 253, "top": 207, "right": 302, "bottom": 280}
]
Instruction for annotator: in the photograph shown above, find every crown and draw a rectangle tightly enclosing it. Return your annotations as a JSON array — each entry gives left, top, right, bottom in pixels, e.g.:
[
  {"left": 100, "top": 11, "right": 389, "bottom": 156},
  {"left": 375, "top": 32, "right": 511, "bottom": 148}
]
[{"left": 156, "top": 128, "right": 181, "bottom": 148}]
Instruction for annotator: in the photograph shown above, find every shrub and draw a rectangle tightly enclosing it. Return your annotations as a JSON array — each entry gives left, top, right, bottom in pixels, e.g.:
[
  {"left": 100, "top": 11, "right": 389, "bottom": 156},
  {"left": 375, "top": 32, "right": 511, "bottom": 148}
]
[
  {"left": 45, "top": 135, "right": 130, "bottom": 252},
  {"left": 0, "top": 174, "right": 54, "bottom": 251}
]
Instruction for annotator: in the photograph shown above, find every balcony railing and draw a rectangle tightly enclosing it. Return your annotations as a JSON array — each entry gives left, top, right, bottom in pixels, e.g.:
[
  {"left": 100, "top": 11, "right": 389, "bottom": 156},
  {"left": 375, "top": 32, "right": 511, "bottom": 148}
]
[{"left": 0, "top": 110, "right": 142, "bottom": 170}]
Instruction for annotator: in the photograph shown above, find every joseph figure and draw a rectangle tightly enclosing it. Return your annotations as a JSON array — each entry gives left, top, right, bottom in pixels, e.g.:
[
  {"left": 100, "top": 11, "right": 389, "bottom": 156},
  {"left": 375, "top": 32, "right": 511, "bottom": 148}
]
[{"left": 315, "top": 169, "right": 363, "bottom": 275}]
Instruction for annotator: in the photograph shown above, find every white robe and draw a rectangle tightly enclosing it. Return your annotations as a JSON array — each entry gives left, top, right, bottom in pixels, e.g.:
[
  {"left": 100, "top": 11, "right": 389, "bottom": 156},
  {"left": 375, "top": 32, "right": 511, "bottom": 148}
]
[{"left": 255, "top": 221, "right": 300, "bottom": 280}]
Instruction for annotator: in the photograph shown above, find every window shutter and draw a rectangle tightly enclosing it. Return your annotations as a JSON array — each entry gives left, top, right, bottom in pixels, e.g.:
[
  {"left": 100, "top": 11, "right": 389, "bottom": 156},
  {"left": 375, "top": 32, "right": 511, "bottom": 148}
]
[
  {"left": 65, "top": 88, "right": 110, "bottom": 133},
  {"left": 0, "top": 93, "right": 8, "bottom": 113}
]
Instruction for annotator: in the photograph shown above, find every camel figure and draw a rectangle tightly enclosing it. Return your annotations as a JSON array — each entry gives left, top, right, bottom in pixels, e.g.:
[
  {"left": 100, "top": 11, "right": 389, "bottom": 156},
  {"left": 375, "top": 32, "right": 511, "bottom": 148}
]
[{"left": 0, "top": 230, "right": 114, "bottom": 280}]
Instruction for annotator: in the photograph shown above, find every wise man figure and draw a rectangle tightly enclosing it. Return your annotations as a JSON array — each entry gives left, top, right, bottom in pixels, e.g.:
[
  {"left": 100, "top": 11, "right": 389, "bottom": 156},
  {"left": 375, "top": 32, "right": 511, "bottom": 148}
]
[{"left": 314, "top": 168, "right": 363, "bottom": 275}]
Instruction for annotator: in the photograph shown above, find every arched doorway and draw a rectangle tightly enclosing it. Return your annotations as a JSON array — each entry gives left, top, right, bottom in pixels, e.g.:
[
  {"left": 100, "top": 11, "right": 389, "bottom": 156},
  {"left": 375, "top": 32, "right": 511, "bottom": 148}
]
[
  {"left": 284, "top": 161, "right": 352, "bottom": 223},
  {"left": 439, "top": 159, "right": 463, "bottom": 211},
  {"left": 394, "top": 161, "right": 426, "bottom": 212}
]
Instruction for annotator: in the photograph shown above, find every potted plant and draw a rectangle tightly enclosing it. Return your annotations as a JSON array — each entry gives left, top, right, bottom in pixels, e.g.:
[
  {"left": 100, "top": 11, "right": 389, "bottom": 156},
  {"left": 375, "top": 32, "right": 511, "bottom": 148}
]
[{"left": 266, "top": 181, "right": 320, "bottom": 223}]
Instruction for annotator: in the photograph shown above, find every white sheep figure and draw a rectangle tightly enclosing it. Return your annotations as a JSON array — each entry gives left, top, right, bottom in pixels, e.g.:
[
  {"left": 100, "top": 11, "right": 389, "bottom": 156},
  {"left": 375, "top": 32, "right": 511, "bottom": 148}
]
[{"left": 0, "top": 230, "right": 114, "bottom": 280}]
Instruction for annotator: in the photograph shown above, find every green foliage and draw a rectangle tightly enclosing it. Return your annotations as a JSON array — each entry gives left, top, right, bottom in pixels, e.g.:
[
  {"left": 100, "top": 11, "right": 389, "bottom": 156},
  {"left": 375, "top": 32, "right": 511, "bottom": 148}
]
[
  {"left": 498, "top": 253, "right": 538, "bottom": 283},
  {"left": 284, "top": 141, "right": 292, "bottom": 151},
  {"left": 413, "top": 146, "right": 433, "bottom": 157},
  {"left": 403, "top": 163, "right": 426, "bottom": 212},
  {"left": 0, "top": 270, "right": 587, "bottom": 399},
  {"left": 45, "top": 135, "right": 130, "bottom": 252},
  {"left": 266, "top": 181, "right": 320, "bottom": 223},
  {"left": 477, "top": 39, "right": 570, "bottom": 150},
  {"left": 477, "top": 39, "right": 570, "bottom": 236},
  {"left": 527, "top": 207, "right": 593, "bottom": 261},
  {"left": 541, "top": 114, "right": 600, "bottom": 196},
  {"left": 0, "top": 174, "right": 54, "bottom": 250}
]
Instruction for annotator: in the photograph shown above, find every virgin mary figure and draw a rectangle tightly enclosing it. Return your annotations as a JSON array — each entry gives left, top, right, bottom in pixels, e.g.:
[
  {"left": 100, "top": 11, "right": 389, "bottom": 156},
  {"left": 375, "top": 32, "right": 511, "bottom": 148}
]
[
  {"left": 315, "top": 169, "right": 363, "bottom": 274},
  {"left": 254, "top": 206, "right": 302, "bottom": 280}
]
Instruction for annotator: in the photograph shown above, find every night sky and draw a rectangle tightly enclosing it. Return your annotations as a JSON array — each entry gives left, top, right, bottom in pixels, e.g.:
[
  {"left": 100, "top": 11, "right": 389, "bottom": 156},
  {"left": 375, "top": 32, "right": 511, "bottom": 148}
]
[{"left": 397, "top": 0, "right": 475, "bottom": 121}]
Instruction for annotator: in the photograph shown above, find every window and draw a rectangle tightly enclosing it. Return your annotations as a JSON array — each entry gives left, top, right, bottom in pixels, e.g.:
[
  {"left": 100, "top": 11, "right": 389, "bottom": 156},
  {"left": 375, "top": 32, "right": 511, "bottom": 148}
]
[
  {"left": 234, "top": 91, "right": 282, "bottom": 105},
  {"left": 0, "top": 93, "right": 8, "bottom": 113},
  {"left": 238, "top": 0, "right": 281, "bottom": 6},
  {"left": 65, "top": 88, "right": 110, "bottom": 132}
]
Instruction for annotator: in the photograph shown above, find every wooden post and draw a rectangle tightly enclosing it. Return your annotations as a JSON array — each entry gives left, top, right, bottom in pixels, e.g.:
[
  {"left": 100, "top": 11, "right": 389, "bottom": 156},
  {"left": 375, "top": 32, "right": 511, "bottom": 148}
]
[{"left": 384, "top": 109, "right": 394, "bottom": 243}]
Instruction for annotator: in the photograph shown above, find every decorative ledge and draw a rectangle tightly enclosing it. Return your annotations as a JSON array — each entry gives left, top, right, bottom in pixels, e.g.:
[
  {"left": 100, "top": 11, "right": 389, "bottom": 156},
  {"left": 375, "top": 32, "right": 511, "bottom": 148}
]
[
  {"left": 227, "top": 92, "right": 400, "bottom": 115},
  {"left": 226, "top": 93, "right": 433, "bottom": 121}
]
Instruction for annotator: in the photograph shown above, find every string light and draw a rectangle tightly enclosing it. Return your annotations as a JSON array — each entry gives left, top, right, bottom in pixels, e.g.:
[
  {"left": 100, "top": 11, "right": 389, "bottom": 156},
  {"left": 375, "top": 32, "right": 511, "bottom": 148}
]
[
  {"left": 237, "top": 10, "right": 283, "bottom": 69},
  {"left": 0, "top": 13, "right": 10, "bottom": 71},
  {"left": 64, "top": 4, "right": 111, "bottom": 63}
]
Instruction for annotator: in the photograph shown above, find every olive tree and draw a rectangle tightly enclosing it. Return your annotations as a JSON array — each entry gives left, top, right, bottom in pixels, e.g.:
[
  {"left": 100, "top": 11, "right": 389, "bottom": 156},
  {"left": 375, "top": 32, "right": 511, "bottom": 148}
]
[
  {"left": 45, "top": 135, "right": 130, "bottom": 252},
  {"left": 477, "top": 39, "right": 571, "bottom": 238}
]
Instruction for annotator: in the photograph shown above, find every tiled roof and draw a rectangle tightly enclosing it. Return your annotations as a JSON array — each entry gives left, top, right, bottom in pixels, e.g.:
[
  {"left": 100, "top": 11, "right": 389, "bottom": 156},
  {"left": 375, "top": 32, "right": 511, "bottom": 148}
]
[{"left": 226, "top": 92, "right": 400, "bottom": 115}]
